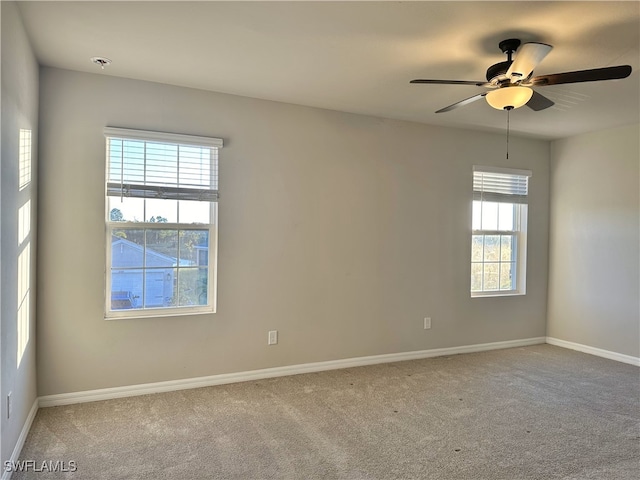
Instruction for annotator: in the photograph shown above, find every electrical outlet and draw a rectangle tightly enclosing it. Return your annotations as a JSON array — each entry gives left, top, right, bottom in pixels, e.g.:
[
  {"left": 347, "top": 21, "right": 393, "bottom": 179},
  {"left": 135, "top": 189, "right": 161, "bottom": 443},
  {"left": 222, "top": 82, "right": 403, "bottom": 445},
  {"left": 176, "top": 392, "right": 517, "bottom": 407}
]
[
  {"left": 268, "top": 330, "right": 278, "bottom": 345},
  {"left": 424, "top": 317, "right": 432, "bottom": 330},
  {"left": 7, "top": 392, "right": 12, "bottom": 419}
]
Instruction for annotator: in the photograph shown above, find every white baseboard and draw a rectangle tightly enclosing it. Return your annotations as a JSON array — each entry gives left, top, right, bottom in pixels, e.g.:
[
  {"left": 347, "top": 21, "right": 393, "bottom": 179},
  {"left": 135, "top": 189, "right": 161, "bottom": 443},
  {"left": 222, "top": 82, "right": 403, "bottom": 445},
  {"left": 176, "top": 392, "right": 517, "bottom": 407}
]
[
  {"left": 1, "top": 398, "right": 39, "bottom": 480},
  {"left": 546, "top": 337, "right": 640, "bottom": 367},
  {"left": 39, "top": 336, "right": 545, "bottom": 407}
]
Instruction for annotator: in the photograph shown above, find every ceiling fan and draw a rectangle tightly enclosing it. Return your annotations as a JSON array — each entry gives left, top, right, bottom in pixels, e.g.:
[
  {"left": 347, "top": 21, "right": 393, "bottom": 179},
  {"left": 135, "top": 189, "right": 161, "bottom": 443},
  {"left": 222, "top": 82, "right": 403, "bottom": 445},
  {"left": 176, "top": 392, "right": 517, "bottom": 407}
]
[{"left": 410, "top": 38, "right": 632, "bottom": 113}]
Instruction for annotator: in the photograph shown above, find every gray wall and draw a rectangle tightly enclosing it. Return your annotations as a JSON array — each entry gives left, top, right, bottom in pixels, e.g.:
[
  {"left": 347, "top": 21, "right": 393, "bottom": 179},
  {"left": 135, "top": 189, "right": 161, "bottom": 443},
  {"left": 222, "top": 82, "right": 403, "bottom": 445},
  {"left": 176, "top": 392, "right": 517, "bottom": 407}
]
[
  {"left": 1, "top": 1, "right": 39, "bottom": 464},
  {"left": 37, "top": 67, "right": 550, "bottom": 396},
  {"left": 548, "top": 124, "right": 640, "bottom": 357}
]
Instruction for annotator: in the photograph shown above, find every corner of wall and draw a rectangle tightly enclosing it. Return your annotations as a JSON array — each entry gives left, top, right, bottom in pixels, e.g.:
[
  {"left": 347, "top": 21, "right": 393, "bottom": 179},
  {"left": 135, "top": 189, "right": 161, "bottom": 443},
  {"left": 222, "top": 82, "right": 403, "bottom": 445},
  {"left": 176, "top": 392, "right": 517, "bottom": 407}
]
[{"left": 546, "top": 125, "right": 640, "bottom": 358}]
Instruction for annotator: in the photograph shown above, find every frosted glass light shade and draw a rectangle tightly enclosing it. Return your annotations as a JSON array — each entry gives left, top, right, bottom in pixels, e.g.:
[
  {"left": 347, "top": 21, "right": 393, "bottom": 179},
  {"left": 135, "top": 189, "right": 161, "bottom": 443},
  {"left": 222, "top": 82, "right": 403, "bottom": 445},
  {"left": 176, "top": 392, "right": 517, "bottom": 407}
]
[{"left": 486, "top": 86, "right": 533, "bottom": 110}]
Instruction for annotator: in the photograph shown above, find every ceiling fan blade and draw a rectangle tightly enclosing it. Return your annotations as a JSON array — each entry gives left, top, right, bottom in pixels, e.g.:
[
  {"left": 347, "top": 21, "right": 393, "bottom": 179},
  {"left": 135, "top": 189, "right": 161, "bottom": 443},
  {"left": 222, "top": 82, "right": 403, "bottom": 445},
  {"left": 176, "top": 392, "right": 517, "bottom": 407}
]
[
  {"left": 436, "top": 93, "right": 488, "bottom": 113},
  {"left": 530, "top": 65, "right": 632, "bottom": 86},
  {"left": 526, "top": 90, "right": 554, "bottom": 111},
  {"left": 506, "top": 42, "right": 553, "bottom": 80},
  {"left": 411, "top": 79, "right": 488, "bottom": 86}
]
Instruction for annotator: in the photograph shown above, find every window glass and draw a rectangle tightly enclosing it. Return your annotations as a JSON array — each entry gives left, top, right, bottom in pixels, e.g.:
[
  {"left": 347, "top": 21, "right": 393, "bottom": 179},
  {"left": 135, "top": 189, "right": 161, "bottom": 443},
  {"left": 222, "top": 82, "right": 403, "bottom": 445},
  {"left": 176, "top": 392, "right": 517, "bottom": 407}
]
[
  {"left": 145, "top": 199, "right": 178, "bottom": 223},
  {"left": 483, "top": 263, "right": 499, "bottom": 291},
  {"left": 179, "top": 200, "right": 210, "bottom": 224},
  {"left": 109, "top": 197, "right": 144, "bottom": 222},
  {"left": 483, "top": 235, "right": 500, "bottom": 261},
  {"left": 500, "top": 236, "right": 513, "bottom": 261},
  {"left": 498, "top": 203, "right": 514, "bottom": 231},
  {"left": 176, "top": 267, "right": 208, "bottom": 307},
  {"left": 481, "top": 202, "right": 498, "bottom": 230}
]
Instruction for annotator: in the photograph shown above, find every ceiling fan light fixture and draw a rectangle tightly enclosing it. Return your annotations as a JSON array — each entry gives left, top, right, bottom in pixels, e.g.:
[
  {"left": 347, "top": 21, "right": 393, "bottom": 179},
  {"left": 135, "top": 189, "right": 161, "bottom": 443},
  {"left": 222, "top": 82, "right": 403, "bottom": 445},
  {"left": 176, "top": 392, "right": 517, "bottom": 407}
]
[{"left": 486, "top": 86, "right": 533, "bottom": 110}]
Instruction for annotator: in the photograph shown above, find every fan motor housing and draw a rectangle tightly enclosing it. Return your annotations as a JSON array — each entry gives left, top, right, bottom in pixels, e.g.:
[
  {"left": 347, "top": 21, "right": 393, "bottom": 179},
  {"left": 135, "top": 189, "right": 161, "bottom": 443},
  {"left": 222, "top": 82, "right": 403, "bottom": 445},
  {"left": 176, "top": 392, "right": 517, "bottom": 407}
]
[{"left": 486, "top": 60, "right": 512, "bottom": 82}]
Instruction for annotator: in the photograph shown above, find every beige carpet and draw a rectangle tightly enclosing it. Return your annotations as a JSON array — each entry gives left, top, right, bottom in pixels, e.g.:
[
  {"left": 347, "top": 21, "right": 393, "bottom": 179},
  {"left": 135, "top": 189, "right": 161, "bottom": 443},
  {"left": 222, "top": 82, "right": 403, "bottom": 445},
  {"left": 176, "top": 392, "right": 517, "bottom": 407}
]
[{"left": 12, "top": 345, "right": 640, "bottom": 479}]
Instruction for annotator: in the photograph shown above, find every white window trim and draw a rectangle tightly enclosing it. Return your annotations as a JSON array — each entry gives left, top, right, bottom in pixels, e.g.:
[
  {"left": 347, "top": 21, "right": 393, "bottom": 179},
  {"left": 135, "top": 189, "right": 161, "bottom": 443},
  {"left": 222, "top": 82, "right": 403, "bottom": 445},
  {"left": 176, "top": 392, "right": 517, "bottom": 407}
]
[
  {"left": 104, "top": 127, "right": 222, "bottom": 320},
  {"left": 103, "top": 127, "right": 223, "bottom": 149},
  {"left": 472, "top": 165, "right": 532, "bottom": 177}
]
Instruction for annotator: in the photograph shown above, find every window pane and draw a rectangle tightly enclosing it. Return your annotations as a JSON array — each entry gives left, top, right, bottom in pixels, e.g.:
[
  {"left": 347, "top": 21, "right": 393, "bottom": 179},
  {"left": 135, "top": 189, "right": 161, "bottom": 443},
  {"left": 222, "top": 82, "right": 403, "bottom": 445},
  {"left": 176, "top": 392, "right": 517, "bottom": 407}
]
[
  {"left": 481, "top": 201, "right": 498, "bottom": 230},
  {"left": 145, "top": 198, "right": 177, "bottom": 223},
  {"left": 471, "top": 235, "right": 483, "bottom": 262},
  {"left": 500, "top": 262, "right": 515, "bottom": 290},
  {"left": 179, "top": 230, "right": 209, "bottom": 265},
  {"left": 111, "top": 229, "right": 144, "bottom": 268},
  {"left": 471, "top": 263, "right": 483, "bottom": 292},
  {"left": 472, "top": 201, "right": 481, "bottom": 231},
  {"left": 108, "top": 197, "right": 144, "bottom": 222},
  {"left": 144, "top": 268, "right": 174, "bottom": 308},
  {"left": 145, "top": 230, "right": 178, "bottom": 267},
  {"left": 110, "top": 270, "right": 142, "bottom": 310},
  {"left": 179, "top": 200, "right": 210, "bottom": 224},
  {"left": 500, "top": 235, "right": 514, "bottom": 261},
  {"left": 177, "top": 267, "right": 208, "bottom": 306},
  {"left": 498, "top": 203, "right": 514, "bottom": 231},
  {"left": 483, "top": 263, "right": 499, "bottom": 290},
  {"left": 484, "top": 235, "right": 500, "bottom": 261}
]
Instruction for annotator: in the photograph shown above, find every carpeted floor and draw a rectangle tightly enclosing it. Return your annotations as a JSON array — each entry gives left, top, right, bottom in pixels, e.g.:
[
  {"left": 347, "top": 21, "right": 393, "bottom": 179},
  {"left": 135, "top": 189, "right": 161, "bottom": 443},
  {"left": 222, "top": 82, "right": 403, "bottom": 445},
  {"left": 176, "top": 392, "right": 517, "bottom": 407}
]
[{"left": 12, "top": 345, "right": 640, "bottom": 479}]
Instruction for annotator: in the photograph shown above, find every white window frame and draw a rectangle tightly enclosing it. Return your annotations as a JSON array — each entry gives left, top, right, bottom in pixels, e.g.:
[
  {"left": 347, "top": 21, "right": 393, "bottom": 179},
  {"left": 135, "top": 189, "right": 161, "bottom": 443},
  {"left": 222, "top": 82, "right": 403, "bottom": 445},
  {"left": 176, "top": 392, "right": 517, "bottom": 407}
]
[
  {"left": 471, "top": 166, "right": 531, "bottom": 298},
  {"left": 104, "top": 128, "right": 222, "bottom": 319}
]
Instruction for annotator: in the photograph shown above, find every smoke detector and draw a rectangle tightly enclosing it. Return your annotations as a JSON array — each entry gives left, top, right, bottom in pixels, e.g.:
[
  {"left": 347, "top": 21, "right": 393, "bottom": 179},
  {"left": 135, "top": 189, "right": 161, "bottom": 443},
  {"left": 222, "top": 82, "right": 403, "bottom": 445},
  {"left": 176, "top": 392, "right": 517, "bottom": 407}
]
[{"left": 91, "top": 57, "right": 112, "bottom": 70}]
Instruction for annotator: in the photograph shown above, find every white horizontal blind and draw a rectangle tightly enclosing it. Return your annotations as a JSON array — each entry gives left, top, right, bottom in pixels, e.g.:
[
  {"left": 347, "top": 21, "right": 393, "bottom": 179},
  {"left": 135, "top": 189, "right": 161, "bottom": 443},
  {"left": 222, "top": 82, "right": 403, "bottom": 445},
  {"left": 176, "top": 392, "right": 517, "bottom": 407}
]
[
  {"left": 105, "top": 128, "right": 222, "bottom": 202},
  {"left": 473, "top": 167, "right": 531, "bottom": 204}
]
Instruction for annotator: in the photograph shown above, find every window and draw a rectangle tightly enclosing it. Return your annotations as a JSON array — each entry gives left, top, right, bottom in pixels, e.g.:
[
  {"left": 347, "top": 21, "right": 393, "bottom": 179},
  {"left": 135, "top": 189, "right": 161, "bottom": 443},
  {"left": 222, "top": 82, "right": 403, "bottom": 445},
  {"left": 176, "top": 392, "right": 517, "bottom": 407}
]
[
  {"left": 471, "top": 166, "right": 531, "bottom": 297},
  {"left": 104, "top": 128, "right": 222, "bottom": 318}
]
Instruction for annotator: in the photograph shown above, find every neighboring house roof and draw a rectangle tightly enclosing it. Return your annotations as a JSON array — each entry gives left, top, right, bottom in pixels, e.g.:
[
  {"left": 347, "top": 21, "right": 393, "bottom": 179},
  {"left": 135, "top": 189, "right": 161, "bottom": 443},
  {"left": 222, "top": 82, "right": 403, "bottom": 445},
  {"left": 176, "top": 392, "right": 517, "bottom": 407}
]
[{"left": 111, "top": 236, "right": 194, "bottom": 267}]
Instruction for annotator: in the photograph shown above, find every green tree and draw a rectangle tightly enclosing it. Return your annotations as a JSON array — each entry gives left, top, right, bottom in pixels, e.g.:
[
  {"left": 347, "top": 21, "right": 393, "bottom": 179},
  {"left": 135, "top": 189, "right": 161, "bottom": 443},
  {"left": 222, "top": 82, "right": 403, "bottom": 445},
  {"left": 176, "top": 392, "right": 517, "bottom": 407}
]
[{"left": 110, "top": 208, "right": 124, "bottom": 221}]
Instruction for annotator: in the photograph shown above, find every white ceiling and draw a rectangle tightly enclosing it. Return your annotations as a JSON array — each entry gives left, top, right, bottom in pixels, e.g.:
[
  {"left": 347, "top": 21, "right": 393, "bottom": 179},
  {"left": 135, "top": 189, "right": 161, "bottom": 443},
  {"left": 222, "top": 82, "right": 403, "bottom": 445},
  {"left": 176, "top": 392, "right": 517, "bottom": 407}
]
[{"left": 17, "top": 1, "right": 640, "bottom": 140}]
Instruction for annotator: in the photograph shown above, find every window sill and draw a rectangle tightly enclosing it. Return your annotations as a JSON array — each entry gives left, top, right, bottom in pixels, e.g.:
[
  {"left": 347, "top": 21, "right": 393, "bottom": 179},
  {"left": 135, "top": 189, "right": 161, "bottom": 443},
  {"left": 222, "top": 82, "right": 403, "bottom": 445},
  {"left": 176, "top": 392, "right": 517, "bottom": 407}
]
[
  {"left": 471, "top": 291, "right": 526, "bottom": 298},
  {"left": 105, "top": 306, "right": 215, "bottom": 321}
]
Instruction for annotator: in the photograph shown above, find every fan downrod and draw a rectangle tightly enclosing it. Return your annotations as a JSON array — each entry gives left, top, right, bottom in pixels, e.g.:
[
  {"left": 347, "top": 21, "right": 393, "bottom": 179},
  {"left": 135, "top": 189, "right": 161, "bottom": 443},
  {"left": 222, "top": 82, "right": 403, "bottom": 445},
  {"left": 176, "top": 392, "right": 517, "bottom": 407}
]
[{"left": 486, "top": 38, "right": 521, "bottom": 82}]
